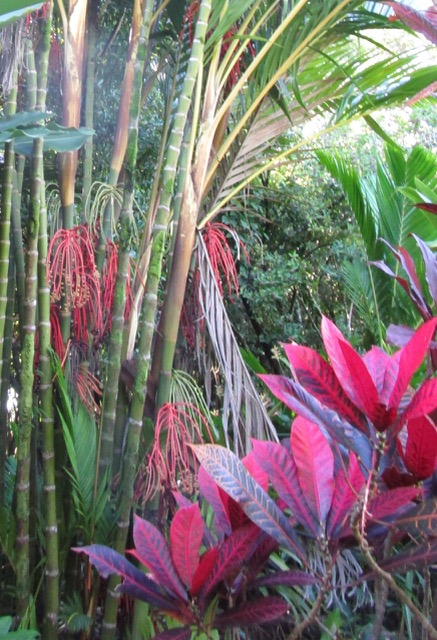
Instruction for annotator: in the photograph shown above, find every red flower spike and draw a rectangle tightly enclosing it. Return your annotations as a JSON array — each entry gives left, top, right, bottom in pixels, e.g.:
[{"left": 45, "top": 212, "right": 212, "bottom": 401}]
[
  {"left": 135, "top": 403, "right": 214, "bottom": 505},
  {"left": 201, "top": 222, "right": 249, "bottom": 302}
]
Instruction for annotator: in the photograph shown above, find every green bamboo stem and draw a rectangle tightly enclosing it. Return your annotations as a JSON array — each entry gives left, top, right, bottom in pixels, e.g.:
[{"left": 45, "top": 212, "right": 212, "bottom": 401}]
[
  {"left": 25, "top": 38, "right": 37, "bottom": 111},
  {"left": 34, "top": 5, "right": 59, "bottom": 634},
  {"left": 15, "top": 136, "right": 43, "bottom": 618},
  {"left": 11, "top": 156, "right": 26, "bottom": 331},
  {"left": 0, "top": 140, "right": 15, "bottom": 405}
]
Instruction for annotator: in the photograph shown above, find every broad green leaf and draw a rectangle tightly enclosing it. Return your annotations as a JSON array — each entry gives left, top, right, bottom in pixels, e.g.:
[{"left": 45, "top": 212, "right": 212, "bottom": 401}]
[
  {"left": 0, "top": 111, "right": 52, "bottom": 133},
  {"left": 0, "top": 618, "right": 12, "bottom": 634},
  {"left": 7, "top": 125, "right": 94, "bottom": 155},
  {"left": 0, "top": 2, "right": 43, "bottom": 28}
]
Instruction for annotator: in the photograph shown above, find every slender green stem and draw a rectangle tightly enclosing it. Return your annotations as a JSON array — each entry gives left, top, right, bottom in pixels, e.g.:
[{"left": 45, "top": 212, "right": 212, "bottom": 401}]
[{"left": 15, "top": 137, "right": 43, "bottom": 617}]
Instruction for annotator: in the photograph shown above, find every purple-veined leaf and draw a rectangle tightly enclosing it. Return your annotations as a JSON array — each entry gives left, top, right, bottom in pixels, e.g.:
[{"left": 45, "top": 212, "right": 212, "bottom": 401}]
[
  {"left": 365, "top": 539, "right": 437, "bottom": 577},
  {"left": 412, "top": 233, "right": 437, "bottom": 305},
  {"left": 383, "top": 2, "right": 437, "bottom": 45},
  {"left": 291, "top": 417, "right": 334, "bottom": 527},
  {"left": 322, "top": 317, "right": 379, "bottom": 418},
  {"left": 152, "top": 628, "right": 192, "bottom": 640},
  {"left": 363, "top": 347, "right": 391, "bottom": 396},
  {"left": 191, "top": 546, "right": 219, "bottom": 596},
  {"left": 391, "top": 498, "right": 437, "bottom": 537},
  {"left": 371, "top": 255, "right": 430, "bottom": 320},
  {"left": 403, "top": 416, "right": 437, "bottom": 480},
  {"left": 198, "top": 465, "right": 232, "bottom": 538},
  {"left": 199, "top": 522, "right": 260, "bottom": 601},
  {"left": 386, "top": 324, "right": 416, "bottom": 348},
  {"left": 132, "top": 516, "right": 187, "bottom": 601},
  {"left": 73, "top": 545, "right": 175, "bottom": 610},
  {"left": 251, "top": 439, "right": 319, "bottom": 535},
  {"left": 170, "top": 505, "right": 203, "bottom": 590},
  {"left": 282, "top": 343, "right": 367, "bottom": 431},
  {"left": 259, "top": 374, "right": 373, "bottom": 471},
  {"left": 327, "top": 453, "right": 365, "bottom": 540},
  {"left": 215, "top": 597, "right": 288, "bottom": 628},
  {"left": 367, "top": 486, "right": 420, "bottom": 524},
  {"left": 392, "top": 378, "right": 437, "bottom": 438},
  {"left": 193, "top": 445, "right": 306, "bottom": 561},
  {"left": 252, "top": 570, "right": 320, "bottom": 589},
  {"left": 386, "top": 318, "right": 437, "bottom": 410}
]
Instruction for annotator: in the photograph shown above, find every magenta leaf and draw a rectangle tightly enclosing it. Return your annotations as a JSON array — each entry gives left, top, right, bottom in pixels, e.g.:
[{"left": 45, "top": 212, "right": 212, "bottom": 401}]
[
  {"left": 170, "top": 505, "right": 203, "bottom": 590},
  {"left": 363, "top": 347, "right": 391, "bottom": 396},
  {"left": 199, "top": 522, "right": 260, "bottom": 600},
  {"left": 133, "top": 515, "right": 187, "bottom": 601},
  {"left": 327, "top": 453, "right": 365, "bottom": 540},
  {"left": 74, "top": 545, "right": 174, "bottom": 610},
  {"left": 383, "top": 2, "right": 437, "bottom": 45},
  {"left": 393, "top": 378, "right": 437, "bottom": 437},
  {"left": 242, "top": 451, "right": 269, "bottom": 491},
  {"left": 386, "top": 324, "right": 416, "bottom": 348},
  {"left": 193, "top": 444, "right": 306, "bottom": 561},
  {"left": 367, "top": 486, "right": 420, "bottom": 523},
  {"left": 412, "top": 233, "right": 437, "bottom": 305},
  {"left": 215, "top": 597, "right": 288, "bottom": 629},
  {"left": 282, "top": 343, "right": 367, "bottom": 431},
  {"left": 259, "top": 374, "right": 373, "bottom": 470},
  {"left": 291, "top": 417, "right": 334, "bottom": 528},
  {"left": 191, "top": 547, "right": 219, "bottom": 596},
  {"left": 322, "top": 317, "right": 379, "bottom": 417},
  {"left": 251, "top": 439, "right": 319, "bottom": 535},
  {"left": 386, "top": 318, "right": 437, "bottom": 410},
  {"left": 404, "top": 416, "right": 437, "bottom": 480}
]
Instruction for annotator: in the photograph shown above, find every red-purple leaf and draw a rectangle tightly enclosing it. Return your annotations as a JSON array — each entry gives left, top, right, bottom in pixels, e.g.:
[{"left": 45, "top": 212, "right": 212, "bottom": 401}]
[
  {"left": 386, "top": 318, "right": 437, "bottom": 410},
  {"left": 132, "top": 516, "right": 187, "bottom": 601},
  {"left": 259, "top": 374, "right": 373, "bottom": 471},
  {"left": 327, "top": 453, "right": 365, "bottom": 540},
  {"left": 215, "top": 597, "right": 288, "bottom": 628},
  {"left": 386, "top": 324, "right": 416, "bottom": 348},
  {"left": 191, "top": 547, "right": 219, "bottom": 596},
  {"left": 403, "top": 416, "right": 437, "bottom": 480},
  {"left": 322, "top": 317, "right": 379, "bottom": 417},
  {"left": 252, "top": 570, "right": 320, "bottom": 589},
  {"left": 199, "top": 523, "right": 260, "bottom": 601},
  {"left": 383, "top": 3, "right": 437, "bottom": 45},
  {"left": 193, "top": 445, "right": 306, "bottom": 561},
  {"left": 367, "top": 486, "right": 420, "bottom": 523},
  {"left": 291, "top": 417, "right": 334, "bottom": 527},
  {"left": 198, "top": 465, "right": 232, "bottom": 537},
  {"left": 251, "top": 439, "right": 319, "bottom": 536},
  {"left": 412, "top": 233, "right": 437, "bottom": 305},
  {"left": 368, "top": 539, "right": 437, "bottom": 576},
  {"left": 243, "top": 451, "right": 269, "bottom": 491},
  {"left": 74, "top": 545, "right": 175, "bottom": 610},
  {"left": 363, "top": 347, "right": 391, "bottom": 396},
  {"left": 394, "top": 378, "right": 437, "bottom": 437},
  {"left": 283, "top": 343, "right": 367, "bottom": 431},
  {"left": 170, "top": 505, "right": 203, "bottom": 590},
  {"left": 391, "top": 498, "right": 437, "bottom": 537},
  {"left": 416, "top": 203, "right": 437, "bottom": 214}
]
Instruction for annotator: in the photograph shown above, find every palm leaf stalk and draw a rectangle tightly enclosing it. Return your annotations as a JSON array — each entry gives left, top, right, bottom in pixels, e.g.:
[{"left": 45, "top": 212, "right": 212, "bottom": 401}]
[
  {"left": 98, "top": 0, "right": 154, "bottom": 485},
  {"left": 57, "top": 0, "right": 88, "bottom": 229},
  {"left": 100, "top": 3, "right": 213, "bottom": 638},
  {"left": 81, "top": 0, "right": 97, "bottom": 208},
  {"left": 94, "top": 0, "right": 144, "bottom": 270},
  {"left": 15, "top": 136, "right": 43, "bottom": 618}
]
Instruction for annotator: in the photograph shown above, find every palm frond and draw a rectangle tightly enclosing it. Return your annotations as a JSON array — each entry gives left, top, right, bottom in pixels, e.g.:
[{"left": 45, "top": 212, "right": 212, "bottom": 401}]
[{"left": 197, "top": 234, "right": 278, "bottom": 455}]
